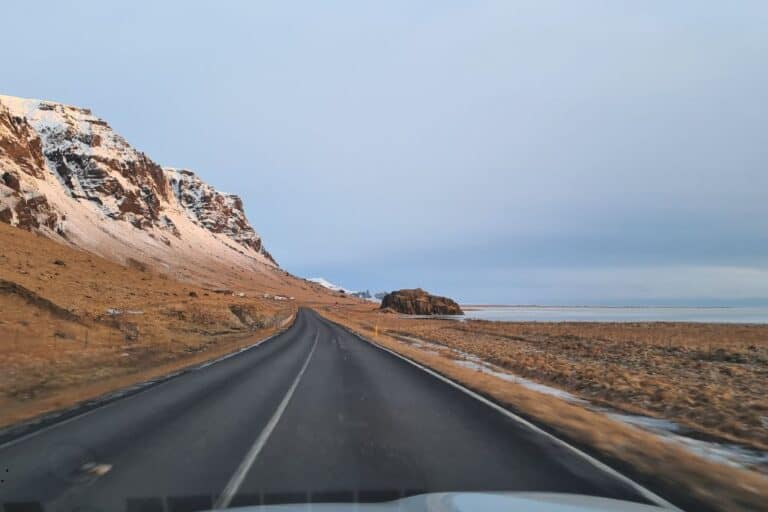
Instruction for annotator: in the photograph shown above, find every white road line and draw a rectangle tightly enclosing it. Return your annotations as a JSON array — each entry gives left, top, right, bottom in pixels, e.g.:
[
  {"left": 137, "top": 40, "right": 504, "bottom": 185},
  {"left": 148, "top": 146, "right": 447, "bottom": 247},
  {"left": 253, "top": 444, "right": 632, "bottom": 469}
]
[
  {"left": 0, "top": 322, "right": 296, "bottom": 452},
  {"left": 325, "top": 318, "right": 682, "bottom": 512},
  {"left": 214, "top": 331, "right": 319, "bottom": 509}
]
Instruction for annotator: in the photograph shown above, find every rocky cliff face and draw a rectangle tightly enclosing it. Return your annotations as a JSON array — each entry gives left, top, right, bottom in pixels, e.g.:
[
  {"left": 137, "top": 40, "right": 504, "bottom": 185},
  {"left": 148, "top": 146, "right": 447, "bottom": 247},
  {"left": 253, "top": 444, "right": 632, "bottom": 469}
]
[
  {"left": 0, "top": 94, "right": 276, "bottom": 273},
  {"left": 166, "top": 168, "right": 275, "bottom": 264},
  {"left": 380, "top": 288, "right": 463, "bottom": 315}
]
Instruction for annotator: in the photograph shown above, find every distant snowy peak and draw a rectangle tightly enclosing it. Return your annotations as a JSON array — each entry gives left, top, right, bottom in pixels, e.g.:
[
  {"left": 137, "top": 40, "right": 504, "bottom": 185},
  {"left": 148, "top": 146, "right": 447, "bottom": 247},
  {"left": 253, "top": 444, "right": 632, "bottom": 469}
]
[
  {"left": 308, "top": 277, "right": 355, "bottom": 294},
  {"left": 0, "top": 94, "right": 276, "bottom": 269}
]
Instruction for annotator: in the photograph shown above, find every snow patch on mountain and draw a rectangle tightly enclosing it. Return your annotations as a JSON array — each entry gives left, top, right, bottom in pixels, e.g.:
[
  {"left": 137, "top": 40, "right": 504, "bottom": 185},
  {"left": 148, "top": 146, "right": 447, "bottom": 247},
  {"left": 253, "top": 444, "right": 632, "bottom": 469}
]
[
  {"left": 164, "top": 168, "right": 273, "bottom": 262},
  {"left": 308, "top": 277, "right": 355, "bottom": 293},
  {"left": 0, "top": 94, "right": 276, "bottom": 278}
]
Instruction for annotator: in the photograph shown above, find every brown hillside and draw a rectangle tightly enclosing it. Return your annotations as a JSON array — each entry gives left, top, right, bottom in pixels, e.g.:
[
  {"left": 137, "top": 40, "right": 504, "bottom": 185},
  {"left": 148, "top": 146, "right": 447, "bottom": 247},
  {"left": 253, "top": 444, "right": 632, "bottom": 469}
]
[{"left": 0, "top": 221, "right": 364, "bottom": 427}]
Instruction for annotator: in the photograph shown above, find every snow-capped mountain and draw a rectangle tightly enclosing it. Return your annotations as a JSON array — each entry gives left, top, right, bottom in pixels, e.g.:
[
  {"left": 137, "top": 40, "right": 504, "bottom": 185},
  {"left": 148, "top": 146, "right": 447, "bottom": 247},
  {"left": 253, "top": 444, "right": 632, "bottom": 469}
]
[
  {"left": 0, "top": 94, "right": 276, "bottom": 280},
  {"left": 307, "top": 277, "right": 355, "bottom": 293},
  {"left": 307, "top": 277, "right": 377, "bottom": 300}
]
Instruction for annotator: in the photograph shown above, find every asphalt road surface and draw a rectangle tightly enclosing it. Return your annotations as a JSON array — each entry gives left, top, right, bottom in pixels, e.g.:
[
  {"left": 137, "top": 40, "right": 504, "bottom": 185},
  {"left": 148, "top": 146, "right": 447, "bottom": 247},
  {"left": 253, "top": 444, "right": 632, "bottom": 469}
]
[{"left": 0, "top": 308, "right": 665, "bottom": 511}]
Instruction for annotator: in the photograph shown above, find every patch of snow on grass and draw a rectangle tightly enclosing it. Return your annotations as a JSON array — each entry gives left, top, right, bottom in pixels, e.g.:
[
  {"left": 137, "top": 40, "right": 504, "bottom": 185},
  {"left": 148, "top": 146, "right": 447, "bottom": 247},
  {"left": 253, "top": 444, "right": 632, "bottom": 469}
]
[
  {"left": 453, "top": 359, "right": 588, "bottom": 403},
  {"left": 398, "top": 333, "right": 768, "bottom": 473},
  {"left": 600, "top": 409, "right": 768, "bottom": 472},
  {"left": 396, "top": 334, "right": 587, "bottom": 402},
  {"left": 665, "top": 434, "right": 768, "bottom": 471}
]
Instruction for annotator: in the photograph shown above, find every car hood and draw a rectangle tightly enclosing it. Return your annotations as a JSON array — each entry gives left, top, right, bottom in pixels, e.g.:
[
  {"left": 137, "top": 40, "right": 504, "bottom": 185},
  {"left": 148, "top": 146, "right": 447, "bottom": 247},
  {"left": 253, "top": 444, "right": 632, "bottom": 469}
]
[{"left": 218, "top": 492, "right": 667, "bottom": 512}]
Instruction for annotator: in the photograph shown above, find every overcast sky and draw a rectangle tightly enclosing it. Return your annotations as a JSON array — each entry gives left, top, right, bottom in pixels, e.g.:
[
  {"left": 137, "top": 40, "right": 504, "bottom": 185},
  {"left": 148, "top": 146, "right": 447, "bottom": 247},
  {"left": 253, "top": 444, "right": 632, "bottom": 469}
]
[{"left": 3, "top": 1, "right": 767, "bottom": 304}]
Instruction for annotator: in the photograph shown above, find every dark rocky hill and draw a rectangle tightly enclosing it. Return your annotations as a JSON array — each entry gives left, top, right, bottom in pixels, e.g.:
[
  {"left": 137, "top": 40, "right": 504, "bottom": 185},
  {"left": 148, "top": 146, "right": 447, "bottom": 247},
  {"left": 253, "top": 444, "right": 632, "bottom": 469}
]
[{"left": 381, "top": 288, "right": 463, "bottom": 315}]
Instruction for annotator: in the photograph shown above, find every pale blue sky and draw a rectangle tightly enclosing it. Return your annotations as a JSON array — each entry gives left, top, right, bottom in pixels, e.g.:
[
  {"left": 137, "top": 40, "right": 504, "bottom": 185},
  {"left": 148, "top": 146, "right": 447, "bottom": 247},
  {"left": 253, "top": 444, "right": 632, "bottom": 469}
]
[{"left": 3, "top": 1, "right": 767, "bottom": 304}]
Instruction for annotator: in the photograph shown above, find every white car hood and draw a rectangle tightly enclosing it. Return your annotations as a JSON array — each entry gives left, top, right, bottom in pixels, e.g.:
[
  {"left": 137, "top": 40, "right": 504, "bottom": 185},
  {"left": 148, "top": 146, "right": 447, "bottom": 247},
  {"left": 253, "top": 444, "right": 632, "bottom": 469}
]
[{"left": 218, "top": 492, "right": 668, "bottom": 512}]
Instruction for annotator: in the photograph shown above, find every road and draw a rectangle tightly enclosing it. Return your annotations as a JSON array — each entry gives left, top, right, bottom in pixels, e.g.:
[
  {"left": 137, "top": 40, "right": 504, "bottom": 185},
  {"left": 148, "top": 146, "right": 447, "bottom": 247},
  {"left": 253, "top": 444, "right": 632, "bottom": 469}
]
[{"left": 0, "top": 308, "right": 665, "bottom": 511}]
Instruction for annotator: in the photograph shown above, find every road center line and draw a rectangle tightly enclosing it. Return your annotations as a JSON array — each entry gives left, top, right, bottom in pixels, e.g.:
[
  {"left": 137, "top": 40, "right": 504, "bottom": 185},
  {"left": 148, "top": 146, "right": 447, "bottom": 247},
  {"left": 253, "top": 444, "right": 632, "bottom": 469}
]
[{"left": 214, "top": 331, "right": 319, "bottom": 509}]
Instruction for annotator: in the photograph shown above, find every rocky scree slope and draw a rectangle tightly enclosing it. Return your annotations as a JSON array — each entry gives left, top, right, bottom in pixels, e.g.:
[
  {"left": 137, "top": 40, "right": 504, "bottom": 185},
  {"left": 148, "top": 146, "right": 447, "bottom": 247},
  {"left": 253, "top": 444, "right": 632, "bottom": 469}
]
[{"left": 0, "top": 94, "right": 275, "bottom": 277}]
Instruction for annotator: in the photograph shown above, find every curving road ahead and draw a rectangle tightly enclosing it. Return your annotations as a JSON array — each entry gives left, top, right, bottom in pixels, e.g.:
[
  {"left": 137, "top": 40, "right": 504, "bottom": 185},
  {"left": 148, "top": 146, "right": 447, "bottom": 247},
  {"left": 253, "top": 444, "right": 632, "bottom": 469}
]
[{"left": 0, "top": 308, "right": 668, "bottom": 511}]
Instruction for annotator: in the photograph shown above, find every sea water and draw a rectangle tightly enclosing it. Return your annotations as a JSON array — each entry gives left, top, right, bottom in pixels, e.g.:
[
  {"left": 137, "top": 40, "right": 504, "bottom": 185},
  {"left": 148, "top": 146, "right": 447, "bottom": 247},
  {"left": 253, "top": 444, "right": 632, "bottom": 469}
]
[{"left": 461, "top": 306, "right": 768, "bottom": 323}]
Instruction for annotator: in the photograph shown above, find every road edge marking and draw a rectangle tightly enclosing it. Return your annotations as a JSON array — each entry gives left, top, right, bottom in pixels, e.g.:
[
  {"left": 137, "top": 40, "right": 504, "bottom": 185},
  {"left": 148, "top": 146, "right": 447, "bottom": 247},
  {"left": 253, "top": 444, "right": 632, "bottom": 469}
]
[
  {"left": 321, "top": 315, "right": 682, "bottom": 511},
  {"left": 214, "top": 331, "right": 319, "bottom": 509}
]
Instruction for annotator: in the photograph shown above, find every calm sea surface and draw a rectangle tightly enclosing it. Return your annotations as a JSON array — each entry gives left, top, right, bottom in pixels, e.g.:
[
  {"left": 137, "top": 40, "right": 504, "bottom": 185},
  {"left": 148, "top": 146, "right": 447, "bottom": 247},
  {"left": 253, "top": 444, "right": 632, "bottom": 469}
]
[{"left": 461, "top": 306, "right": 768, "bottom": 324}]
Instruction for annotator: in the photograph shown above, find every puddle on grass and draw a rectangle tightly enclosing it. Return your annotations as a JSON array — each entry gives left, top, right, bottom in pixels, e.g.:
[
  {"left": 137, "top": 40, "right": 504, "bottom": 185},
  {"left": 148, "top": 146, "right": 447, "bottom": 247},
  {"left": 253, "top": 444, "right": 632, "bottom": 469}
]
[{"left": 397, "top": 334, "right": 768, "bottom": 473}]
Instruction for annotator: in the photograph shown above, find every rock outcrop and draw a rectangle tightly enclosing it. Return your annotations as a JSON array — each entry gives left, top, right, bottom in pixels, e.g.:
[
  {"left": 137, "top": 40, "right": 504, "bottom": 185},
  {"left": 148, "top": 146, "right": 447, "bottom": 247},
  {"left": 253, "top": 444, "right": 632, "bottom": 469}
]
[
  {"left": 0, "top": 94, "right": 276, "bottom": 273},
  {"left": 380, "top": 288, "right": 463, "bottom": 315},
  {"left": 166, "top": 168, "right": 275, "bottom": 264}
]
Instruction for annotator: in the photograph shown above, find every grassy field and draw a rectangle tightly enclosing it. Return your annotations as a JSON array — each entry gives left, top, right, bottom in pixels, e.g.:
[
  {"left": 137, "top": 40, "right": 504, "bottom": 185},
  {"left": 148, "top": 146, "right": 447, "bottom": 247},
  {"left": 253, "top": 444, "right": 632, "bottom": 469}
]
[
  {"left": 0, "top": 223, "right": 298, "bottom": 428},
  {"left": 383, "top": 319, "right": 768, "bottom": 450},
  {"left": 318, "top": 302, "right": 768, "bottom": 512},
  {"left": 0, "top": 221, "right": 374, "bottom": 429}
]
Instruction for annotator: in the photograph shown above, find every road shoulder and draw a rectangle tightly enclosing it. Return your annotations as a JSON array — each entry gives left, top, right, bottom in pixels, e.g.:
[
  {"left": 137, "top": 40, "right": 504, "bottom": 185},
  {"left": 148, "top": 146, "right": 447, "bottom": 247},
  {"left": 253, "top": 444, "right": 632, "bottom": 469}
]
[{"left": 315, "top": 306, "right": 768, "bottom": 512}]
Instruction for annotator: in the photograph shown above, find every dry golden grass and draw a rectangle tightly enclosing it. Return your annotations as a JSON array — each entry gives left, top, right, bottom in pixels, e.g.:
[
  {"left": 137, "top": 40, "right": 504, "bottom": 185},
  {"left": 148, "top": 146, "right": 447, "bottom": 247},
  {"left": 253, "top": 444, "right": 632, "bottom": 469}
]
[
  {"left": 424, "top": 321, "right": 767, "bottom": 450},
  {"left": 0, "top": 222, "right": 301, "bottom": 427},
  {"left": 319, "top": 303, "right": 768, "bottom": 512},
  {"left": 350, "top": 309, "right": 768, "bottom": 450},
  {"left": 0, "top": 220, "right": 375, "bottom": 428}
]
